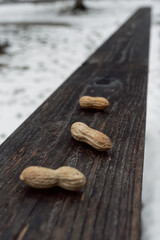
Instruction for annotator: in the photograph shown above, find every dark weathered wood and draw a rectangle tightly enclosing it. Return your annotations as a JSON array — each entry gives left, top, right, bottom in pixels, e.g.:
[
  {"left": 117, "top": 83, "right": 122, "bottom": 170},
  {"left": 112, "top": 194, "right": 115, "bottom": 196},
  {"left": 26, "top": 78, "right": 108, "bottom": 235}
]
[{"left": 0, "top": 8, "right": 150, "bottom": 240}]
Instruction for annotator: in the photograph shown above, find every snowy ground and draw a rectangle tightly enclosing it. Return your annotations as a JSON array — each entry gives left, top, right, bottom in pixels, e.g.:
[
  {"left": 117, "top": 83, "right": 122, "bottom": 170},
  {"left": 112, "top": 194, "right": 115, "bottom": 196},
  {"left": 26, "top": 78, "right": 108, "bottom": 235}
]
[{"left": 0, "top": 0, "right": 160, "bottom": 239}]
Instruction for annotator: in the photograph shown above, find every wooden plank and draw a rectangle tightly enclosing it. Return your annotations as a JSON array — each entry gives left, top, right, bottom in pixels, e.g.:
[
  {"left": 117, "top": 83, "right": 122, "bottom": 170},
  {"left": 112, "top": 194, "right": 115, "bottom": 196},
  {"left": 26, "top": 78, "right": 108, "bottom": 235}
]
[{"left": 0, "top": 8, "right": 151, "bottom": 240}]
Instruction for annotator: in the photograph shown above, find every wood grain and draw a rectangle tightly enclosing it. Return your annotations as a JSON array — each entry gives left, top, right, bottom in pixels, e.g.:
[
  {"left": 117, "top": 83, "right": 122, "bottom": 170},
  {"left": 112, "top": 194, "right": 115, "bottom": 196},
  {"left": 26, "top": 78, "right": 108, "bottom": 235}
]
[{"left": 0, "top": 8, "right": 151, "bottom": 240}]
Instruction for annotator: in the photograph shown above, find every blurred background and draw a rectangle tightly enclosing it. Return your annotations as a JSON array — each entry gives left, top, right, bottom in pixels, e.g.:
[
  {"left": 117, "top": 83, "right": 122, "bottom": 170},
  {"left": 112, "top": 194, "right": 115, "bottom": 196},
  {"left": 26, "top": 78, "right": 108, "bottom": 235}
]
[{"left": 0, "top": 0, "right": 160, "bottom": 239}]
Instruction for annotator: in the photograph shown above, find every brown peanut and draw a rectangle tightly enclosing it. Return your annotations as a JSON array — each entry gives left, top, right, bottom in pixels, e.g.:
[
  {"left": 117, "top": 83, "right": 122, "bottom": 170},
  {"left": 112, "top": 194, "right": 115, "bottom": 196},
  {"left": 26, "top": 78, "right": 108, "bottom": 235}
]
[
  {"left": 79, "top": 96, "right": 110, "bottom": 110},
  {"left": 71, "top": 122, "right": 112, "bottom": 151},
  {"left": 20, "top": 166, "right": 86, "bottom": 191}
]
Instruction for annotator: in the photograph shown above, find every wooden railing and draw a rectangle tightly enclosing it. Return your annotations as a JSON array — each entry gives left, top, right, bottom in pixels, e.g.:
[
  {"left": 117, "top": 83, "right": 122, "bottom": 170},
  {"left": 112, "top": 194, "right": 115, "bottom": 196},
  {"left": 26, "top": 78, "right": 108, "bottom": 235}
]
[{"left": 0, "top": 8, "right": 151, "bottom": 240}]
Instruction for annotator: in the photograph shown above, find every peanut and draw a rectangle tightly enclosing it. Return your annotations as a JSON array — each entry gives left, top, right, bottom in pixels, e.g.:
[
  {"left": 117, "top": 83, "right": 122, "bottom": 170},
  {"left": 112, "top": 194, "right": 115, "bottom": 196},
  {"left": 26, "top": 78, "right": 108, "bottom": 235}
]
[
  {"left": 20, "top": 166, "right": 86, "bottom": 191},
  {"left": 71, "top": 122, "right": 112, "bottom": 151},
  {"left": 79, "top": 96, "right": 110, "bottom": 110}
]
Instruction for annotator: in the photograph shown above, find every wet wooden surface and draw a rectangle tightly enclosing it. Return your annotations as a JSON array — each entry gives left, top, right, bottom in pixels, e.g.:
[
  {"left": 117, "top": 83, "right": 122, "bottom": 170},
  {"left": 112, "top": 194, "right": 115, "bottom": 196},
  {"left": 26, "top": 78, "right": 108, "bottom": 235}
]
[{"left": 0, "top": 8, "right": 151, "bottom": 240}]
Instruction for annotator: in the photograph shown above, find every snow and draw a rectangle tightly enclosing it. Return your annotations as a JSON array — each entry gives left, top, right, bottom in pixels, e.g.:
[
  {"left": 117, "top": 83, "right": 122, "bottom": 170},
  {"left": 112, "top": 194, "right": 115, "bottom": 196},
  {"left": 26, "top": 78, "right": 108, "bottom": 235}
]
[
  {"left": 142, "top": 13, "right": 160, "bottom": 240},
  {"left": 0, "top": 0, "right": 160, "bottom": 239},
  {"left": 0, "top": 0, "right": 133, "bottom": 142}
]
